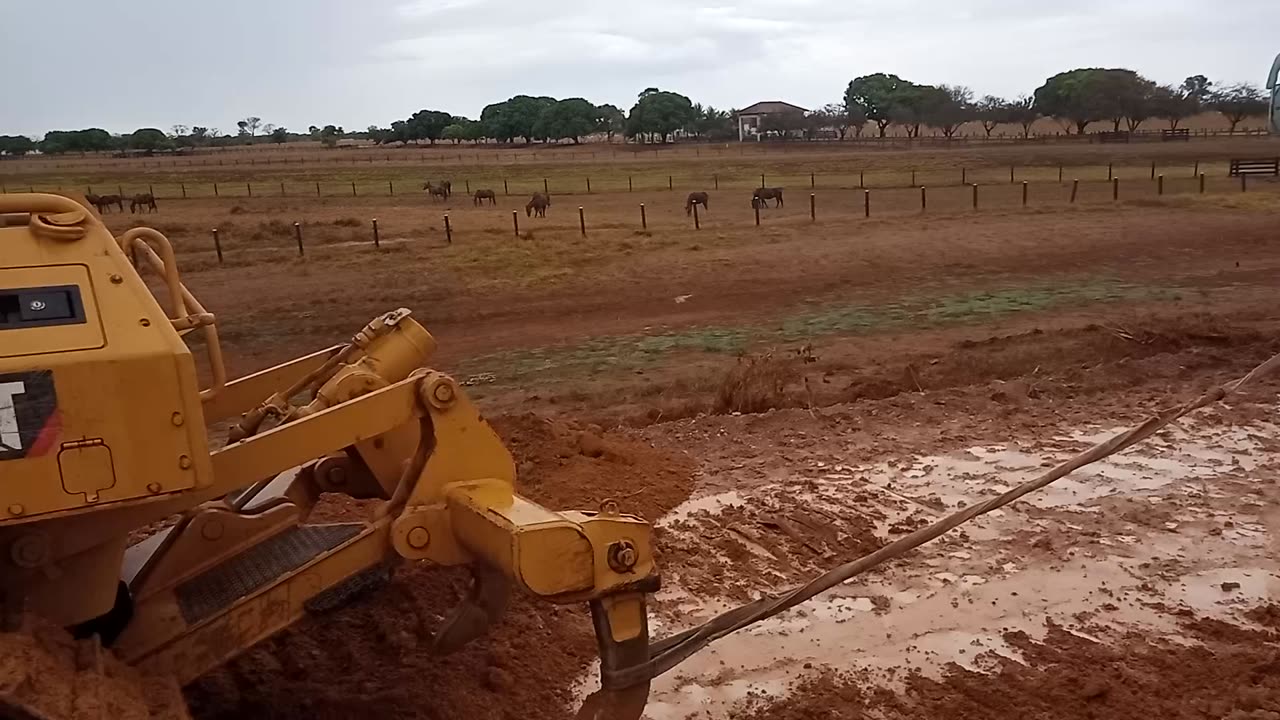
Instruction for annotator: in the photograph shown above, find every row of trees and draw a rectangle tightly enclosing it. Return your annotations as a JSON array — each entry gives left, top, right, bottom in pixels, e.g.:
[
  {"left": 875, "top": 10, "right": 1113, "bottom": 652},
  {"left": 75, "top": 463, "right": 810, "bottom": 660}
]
[
  {"left": 2, "top": 69, "right": 1272, "bottom": 156},
  {"left": 841, "top": 70, "right": 1270, "bottom": 139}
]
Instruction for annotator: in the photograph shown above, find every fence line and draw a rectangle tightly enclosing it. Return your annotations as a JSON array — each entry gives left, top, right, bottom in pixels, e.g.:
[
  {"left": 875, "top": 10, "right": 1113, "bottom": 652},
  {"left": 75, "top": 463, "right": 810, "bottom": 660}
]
[
  {"left": 162, "top": 172, "right": 1269, "bottom": 265},
  {"left": 5, "top": 160, "right": 1272, "bottom": 202}
]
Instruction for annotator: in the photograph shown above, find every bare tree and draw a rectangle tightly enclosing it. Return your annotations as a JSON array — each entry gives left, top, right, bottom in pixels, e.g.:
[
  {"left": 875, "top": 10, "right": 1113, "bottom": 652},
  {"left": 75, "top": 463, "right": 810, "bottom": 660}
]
[{"left": 238, "top": 116, "right": 263, "bottom": 136}]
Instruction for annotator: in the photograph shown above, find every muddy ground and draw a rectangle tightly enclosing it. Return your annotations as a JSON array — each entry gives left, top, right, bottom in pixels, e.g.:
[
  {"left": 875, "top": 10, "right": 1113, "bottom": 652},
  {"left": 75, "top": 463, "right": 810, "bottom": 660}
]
[{"left": 10, "top": 142, "right": 1280, "bottom": 718}]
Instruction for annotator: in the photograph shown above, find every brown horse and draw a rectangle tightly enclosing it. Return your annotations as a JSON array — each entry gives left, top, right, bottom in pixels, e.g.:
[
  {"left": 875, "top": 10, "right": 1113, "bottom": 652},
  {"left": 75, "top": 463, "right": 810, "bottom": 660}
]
[
  {"left": 87, "top": 193, "right": 124, "bottom": 213},
  {"left": 526, "top": 192, "right": 550, "bottom": 217},
  {"left": 752, "top": 187, "right": 784, "bottom": 208},
  {"left": 685, "top": 191, "right": 710, "bottom": 215},
  {"left": 425, "top": 182, "right": 449, "bottom": 201},
  {"left": 473, "top": 189, "right": 497, "bottom": 206},
  {"left": 130, "top": 193, "right": 158, "bottom": 213}
]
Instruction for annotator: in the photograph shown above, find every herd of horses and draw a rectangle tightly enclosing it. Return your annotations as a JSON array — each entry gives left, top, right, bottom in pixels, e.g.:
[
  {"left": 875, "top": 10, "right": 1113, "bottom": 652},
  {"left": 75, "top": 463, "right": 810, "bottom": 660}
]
[
  {"left": 420, "top": 178, "right": 783, "bottom": 219},
  {"left": 85, "top": 193, "right": 157, "bottom": 214}
]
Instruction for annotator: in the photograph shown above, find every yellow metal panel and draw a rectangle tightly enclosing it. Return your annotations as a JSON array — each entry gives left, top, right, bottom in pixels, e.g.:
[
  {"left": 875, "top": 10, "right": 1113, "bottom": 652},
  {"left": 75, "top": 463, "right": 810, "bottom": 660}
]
[
  {"left": 57, "top": 439, "right": 116, "bottom": 502},
  {"left": 0, "top": 265, "right": 104, "bottom": 358}
]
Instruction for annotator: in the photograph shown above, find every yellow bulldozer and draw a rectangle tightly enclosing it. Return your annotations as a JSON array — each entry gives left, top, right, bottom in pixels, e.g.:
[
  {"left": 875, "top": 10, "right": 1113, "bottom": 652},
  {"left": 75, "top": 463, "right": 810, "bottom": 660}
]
[{"left": 0, "top": 194, "right": 655, "bottom": 718}]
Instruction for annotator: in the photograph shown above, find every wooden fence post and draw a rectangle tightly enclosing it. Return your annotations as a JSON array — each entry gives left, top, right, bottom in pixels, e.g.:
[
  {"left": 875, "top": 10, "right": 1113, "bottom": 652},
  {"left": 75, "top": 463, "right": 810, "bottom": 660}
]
[
  {"left": 1022, "top": 181, "right": 1028, "bottom": 206},
  {"left": 761, "top": 173, "right": 766, "bottom": 188},
  {"left": 754, "top": 202, "right": 760, "bottom": 226},
  {"left": 294, "top": 222, "right": 304, "bottom": 256},
  {"left": 247, "top": 183, "right": 253, "bottom": 198},
  {"left": 668, "top": 175, "right": 673, "bottom": 191},
  {"left": 148, "top": 184, "right": 154, "bottom": 198},
  {"left": 280, "top": 182, "right": 286, "bottom": 197},
  {"left": 316, "top": 182, "right": 321, "bottom": 197},
  {"left": 351, "top": 182, "right": 357, "bottom": 197},
  {"left": 1150, "top": 161, "right": 1156, "bottom": 180},
  {"left": 972, "top": 183, "right": 979, "bottom": 209},
  {"left": 212, "top": 229, "right": 223, "bottom": 264},
  {"left": 629, "top": 176, "right": 633, "bottom": 192},
  {"left": 181, "top": 182, "right": 187, "bottom": 199},
  {"left": 586, "top": 177, "right": 591, "bottom": 193},
  {"left": 693, "top": 201, "right": 700, "bottom": 230},
  {"left": 1058, "top": 165, "right": 1063, "bottom": 183},
  {"left": 640, "top": 203, "right": 647, "bottom": 229},
  {"left": 1071, "top": 179, "right": 1079, "bottom": 203},
  {"left": 1158, "top": 175, "right": 1164, "bottom": 195},
  {"left": 504, "top": 179, "right": 509, "bottom": 195},
  {"left": 1193, "top": 160, "right": 1199, "bottom": 177},
  {"left": 920, "top": 186, "right": 927, "bottom": 212},
  {"left": 543, "top": 178, "right": 548, "bottom": 193},
  {"left": 465, "top": 179, "right": 471, "bottom": 194},
  {"left": 859, "top": 171, "right": 865, "bottom": 188},
  {"left": 389, "top": 181, "right": 394, "bottom": 196},
  {"left": 512, "top": 211, "right": 520, "bottom": 237},
  {"left": 1009, "top": 165, "right": 1014, "bottom": 184},
  {"left": 864, "top": 189, "right": 870, "bottom": 218},
  {"left": 444, "top": 215, "right": 452, "bottom": 244},
  {"left": 962, "top": 167, "right": 967, "bottom": 184},
  {"left": 1113, "top": 177, "right": 1119, "bottom": 201},
  {"left": 809, "top": 193, "right": 816, "bottom": 221},
  {"left": 714, "top": 174, "right": 719, "bottom": 190},
  {"left": 213, "top": 183, "right": 219, "bottom": 197},
  {"left": 810, "top": 172, "right": 815, "bottom": 188},
  {"left": 1199, "top": 173, "right": 1206, "bottom": 194},
  {"left": 1108, "top": 163, "right": 1113, "bottom": 181},
  {"left": 578, "top": 207, "right": 586, "bottom": 237}
]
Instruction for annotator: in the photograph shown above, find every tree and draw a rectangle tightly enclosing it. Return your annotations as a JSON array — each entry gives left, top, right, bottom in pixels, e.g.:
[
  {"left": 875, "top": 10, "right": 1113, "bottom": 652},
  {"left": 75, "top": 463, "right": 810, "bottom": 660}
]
[
  {"left": 1150, "top": 85, "right": 1198, "bottom": 130},
  {"left": 40, "top": 128, "right": 114, "bottom": 154},
  {"left": 595, "top": 104, "right": 626, "bottom": 141},
  {"left": 1181, "top": 75, "right": 1213, "bottom": 104},
  {"left": 481, "top": 95, "right": 556, "bottom": 142},
  {"left": 625, "top": 88, "right": 697, "bottom": 143},
  {"left": 1034, "top": 69, "right": 1108, "bottom": 134},
  {"left": 811, "top": 104, "right": 850, "bottom": 139},
  {"left": 269, "top": 126, "right": 289, "bottom": 144},
  {"left": 238, "top": 116, "right": 262, "bottom": 136},
  {"left": 1208, "top": 83, "right": 1268, "bottom": 133},
  {"left": 685, "top": 105, "right": 733, "bottom": 140},
  {"left": 533, "top": 98, "right": 598, "bottom": 143},
  {"left": 403, "top": 109, "right": 453, "bottom": 144},
  {"left": 441, "top": 119, "right": 483, "bottom": 143},
  {"left": 1006, "top": 96, "right": 1040, "bottom": 138},
  {"left": 319, "top": 124, "right": 341, "bottom": 148},
  {"left": 925, "top": 85, "right": 974, "bottom": 139},
  {"left": 0, "top": 135, "right": 35, "bottom": 156},
  {"left": 976, "top": 96, "right": 1009, "bottom": 136},
  {"left": 845, "top": 74, "right": 911, "bottom": 137},
  {"left": 760, "top": 109, "right": 806, "bottom": 138},
  {"left": 127, "top": 128, "right": 170, "bottom": 151}
]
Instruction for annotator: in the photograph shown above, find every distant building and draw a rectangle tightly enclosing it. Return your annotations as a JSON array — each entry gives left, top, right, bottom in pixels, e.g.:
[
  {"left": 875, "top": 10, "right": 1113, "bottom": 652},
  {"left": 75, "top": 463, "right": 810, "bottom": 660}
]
[{"left": 737, "top": 101, "right": 809, "bottom": 141}]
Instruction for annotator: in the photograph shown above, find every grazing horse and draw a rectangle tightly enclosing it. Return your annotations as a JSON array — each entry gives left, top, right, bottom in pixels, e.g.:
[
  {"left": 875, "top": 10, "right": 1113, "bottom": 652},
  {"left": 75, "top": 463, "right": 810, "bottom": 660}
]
[
  {"left": 87, "top": 193, "right": 124, "bottom": 213},
  {"left": 752, "top": 187, "right": 784, "bottom": 208},
  {"left": 685, "top": 191, "right": 710, "bottom": 216},
  {"left": 130, "top": 193, "right": 158, "bottom": 213},
  {"left": 425, "top": 182, "right": 449, "bottom": 201},
  {"left": 525, "top": 192, "right": 550, "bottom": 218},
  {"left": 473, "top": 189, "right": 497, "bottom": 206}
]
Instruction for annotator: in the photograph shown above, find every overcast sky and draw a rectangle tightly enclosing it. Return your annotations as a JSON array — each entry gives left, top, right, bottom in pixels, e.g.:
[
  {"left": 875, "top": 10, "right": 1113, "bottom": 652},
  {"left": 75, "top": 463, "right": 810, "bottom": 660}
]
[{"left": 3, "top": 0, "right": 1277, "bottom": 136}]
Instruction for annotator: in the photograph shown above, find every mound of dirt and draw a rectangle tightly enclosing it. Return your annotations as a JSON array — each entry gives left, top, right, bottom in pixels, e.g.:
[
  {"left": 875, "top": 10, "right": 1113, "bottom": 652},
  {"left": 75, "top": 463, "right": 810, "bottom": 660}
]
[
  {"left": 0, "top": 616, "right": 187, "bottom": 720},
  {"left": 187, "top": 412, "right": 698, "bottom": 720},
  {"left": 729, "top": 611, "right": 1280, "bottom": 720}
]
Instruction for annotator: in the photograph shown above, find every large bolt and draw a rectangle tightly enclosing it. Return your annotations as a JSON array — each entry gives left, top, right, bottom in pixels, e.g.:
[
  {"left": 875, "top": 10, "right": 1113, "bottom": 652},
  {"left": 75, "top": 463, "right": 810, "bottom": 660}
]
[
  {"left": 10, "top": 534, "right": 49, "bottom": 568},
  {"left": 607, "top": 540, "right": 639, "bottom": 573},
  {"left": 407, "top": 527, "right": 431, "bottom": 550},
  {"left": 178, "top": 455, "right": 192, "bottom": 470},
  {"left": 7, "top": 505, "right": 23, "bottom": 517},
  {"left": 432, "top": 382, "right": 455, "bottom": 406}
]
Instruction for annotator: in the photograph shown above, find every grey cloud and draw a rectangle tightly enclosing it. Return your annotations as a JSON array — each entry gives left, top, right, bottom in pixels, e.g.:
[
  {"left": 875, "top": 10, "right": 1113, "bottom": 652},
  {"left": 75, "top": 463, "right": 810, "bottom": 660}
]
[{"left": 3, "top": 0, "right": 1277, "bottom": 135}]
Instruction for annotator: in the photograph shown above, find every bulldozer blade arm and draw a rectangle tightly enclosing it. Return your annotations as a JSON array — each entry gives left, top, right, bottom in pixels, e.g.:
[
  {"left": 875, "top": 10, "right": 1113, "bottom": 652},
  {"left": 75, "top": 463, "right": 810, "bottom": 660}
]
[{"left": 431, "top": 566, "right": 510, "bottom": 655}]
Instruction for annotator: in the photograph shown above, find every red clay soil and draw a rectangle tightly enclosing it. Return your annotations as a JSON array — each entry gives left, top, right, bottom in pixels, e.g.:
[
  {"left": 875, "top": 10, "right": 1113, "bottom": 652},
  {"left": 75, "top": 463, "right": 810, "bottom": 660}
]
[
  {"left": 729, "top": 614, "right": 1280, "bottom": 720},
  {"left": 185, "top": 414, "right": 696, "bottom": 720}
]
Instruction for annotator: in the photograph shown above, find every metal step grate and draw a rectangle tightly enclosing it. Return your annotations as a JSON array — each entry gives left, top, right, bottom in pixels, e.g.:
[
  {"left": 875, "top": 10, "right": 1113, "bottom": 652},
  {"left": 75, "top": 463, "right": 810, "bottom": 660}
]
[{"left": 175, "top": 524, "right": 363, "bottom": 625}]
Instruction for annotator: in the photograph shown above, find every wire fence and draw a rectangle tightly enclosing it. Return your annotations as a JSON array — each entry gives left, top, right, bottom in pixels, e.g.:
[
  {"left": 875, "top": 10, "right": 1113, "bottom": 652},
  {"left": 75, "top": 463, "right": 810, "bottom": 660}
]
[{"left": 2, "top": 159, "right": 1274, "bottom": 201}]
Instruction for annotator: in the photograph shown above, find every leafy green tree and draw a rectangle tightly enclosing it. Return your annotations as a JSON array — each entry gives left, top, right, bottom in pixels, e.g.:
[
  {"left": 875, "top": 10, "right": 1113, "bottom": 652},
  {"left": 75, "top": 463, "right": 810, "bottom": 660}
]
[
  {"left": 845, "top": 74, "right": 911, "bottom": 137},
  {"left": 0, "top": 135, "right": 36, "bottom": 156},
  {"left": 924, "top": 85, "right": 974, "bottom": 138},
  {"left": 533, "top": 98, "right": 598, "bottom": 143},
  {"left": 625, "top": 88, "right": 697, "bottom": 143},
  {"left": 481, "top": 96, "right": 556, "bottom": 142},
  {"left": 319, "top": 124, "right": 341, "bottom": 148},
  {"left": 127, "top": 128, "right": 170, "bottom": 151},
  {"left": 1150, "top": 86, "right": 1198, "bottom": 130},
  {"left": 595, "top": 104, "right": 626, "bottom": 141},
  {"left": 40, "top": 128, "right": 114, "bottom": 154},
  {"left": 1208, "top": 83, "right": 1268, "bottom": 132},
  {"left": 1034, "top": 69, "right": 1152, "bottom": 134},
  {"left": 976, "top": 95, "right": 1010, "bottom": 136},
  {"left": 269, "top": 126, "right": 289, "bottom": 144},
  {"left": 442, "top": 119, "right": 483, "bottom": 143},
  {"left": 405, "top": 109, "right": 453, "bottom": 144},
  {"left": 1181, "top": 75, "right": 1213, "bottom": 103}
]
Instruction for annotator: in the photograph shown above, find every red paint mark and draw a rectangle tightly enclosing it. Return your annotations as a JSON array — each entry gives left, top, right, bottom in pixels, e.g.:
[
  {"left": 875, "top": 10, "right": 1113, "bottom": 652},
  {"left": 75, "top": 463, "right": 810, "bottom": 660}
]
[{"left": 27, "top": 410, "right": 62, "bottom": 457}]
